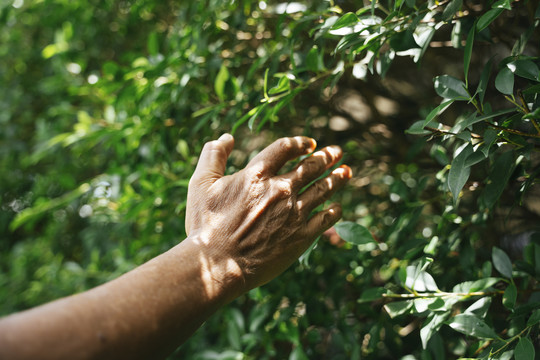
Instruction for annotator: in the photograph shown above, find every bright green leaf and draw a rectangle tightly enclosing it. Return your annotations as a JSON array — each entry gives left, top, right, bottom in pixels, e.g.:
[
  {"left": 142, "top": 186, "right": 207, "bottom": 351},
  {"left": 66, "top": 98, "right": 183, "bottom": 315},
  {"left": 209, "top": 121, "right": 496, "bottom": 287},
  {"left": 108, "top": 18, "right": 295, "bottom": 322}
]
[
  {"left": 214, "top": 64, "right": 230, "bottom": 101},
  {"left": 420, "top": 312, "right": 449, "bottom": 349}
]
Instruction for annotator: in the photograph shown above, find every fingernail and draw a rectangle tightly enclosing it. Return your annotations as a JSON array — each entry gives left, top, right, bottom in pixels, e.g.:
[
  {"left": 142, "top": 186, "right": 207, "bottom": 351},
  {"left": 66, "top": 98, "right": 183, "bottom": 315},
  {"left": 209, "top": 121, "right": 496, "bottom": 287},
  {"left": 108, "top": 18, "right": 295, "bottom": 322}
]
[
  {"left": 304, "top": 138, "right": 317, "bottom": 153},
  {"left": 218, "top": 133, "right": 233, "bottom": 142},
  {"left": 338, "top": 165, "right": 352, "bottom": 178}
]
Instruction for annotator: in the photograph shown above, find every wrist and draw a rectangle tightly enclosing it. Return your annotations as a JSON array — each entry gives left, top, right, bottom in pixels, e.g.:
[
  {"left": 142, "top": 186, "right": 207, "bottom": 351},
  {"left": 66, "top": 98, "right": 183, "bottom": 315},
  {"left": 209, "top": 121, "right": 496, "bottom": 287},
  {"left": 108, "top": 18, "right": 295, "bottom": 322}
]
[{"left": 176, "top": 234, "right": 246, "bottom": 305}]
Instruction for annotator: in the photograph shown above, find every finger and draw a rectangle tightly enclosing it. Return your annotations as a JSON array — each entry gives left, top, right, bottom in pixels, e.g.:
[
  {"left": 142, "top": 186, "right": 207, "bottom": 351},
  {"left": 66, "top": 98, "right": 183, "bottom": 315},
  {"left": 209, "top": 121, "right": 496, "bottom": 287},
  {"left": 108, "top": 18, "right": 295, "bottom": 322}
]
[
  {"left": 246, "top": 136, "right": 316, "bottom": 177},
  {"left": 191, "top": 133, "right": 235, "bottom": 185},
  {"left": 301, "top": 203, "right": 342, "bottom": 239},
  {"left": 282, "top": 145, "right": 343, "bottom": 190},
  {"left": 297, "top": 165, "right": 352, "bottom": 216}
]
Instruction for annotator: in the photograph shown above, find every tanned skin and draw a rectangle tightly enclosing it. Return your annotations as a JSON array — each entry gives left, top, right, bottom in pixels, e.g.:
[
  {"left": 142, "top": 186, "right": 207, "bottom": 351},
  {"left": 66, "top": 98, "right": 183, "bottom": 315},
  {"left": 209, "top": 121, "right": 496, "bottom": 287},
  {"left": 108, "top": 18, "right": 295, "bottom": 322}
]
[{"left": 0, "top": 134, "right": 352, "bottom": 360}]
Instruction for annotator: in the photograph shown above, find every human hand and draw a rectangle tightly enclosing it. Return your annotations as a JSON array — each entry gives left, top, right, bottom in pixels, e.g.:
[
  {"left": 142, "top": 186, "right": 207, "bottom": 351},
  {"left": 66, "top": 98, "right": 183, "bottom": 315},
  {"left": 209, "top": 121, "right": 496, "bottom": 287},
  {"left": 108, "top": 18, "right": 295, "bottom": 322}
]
[{"left": 185, "top": 134, "right": 352, "bottom": 297}]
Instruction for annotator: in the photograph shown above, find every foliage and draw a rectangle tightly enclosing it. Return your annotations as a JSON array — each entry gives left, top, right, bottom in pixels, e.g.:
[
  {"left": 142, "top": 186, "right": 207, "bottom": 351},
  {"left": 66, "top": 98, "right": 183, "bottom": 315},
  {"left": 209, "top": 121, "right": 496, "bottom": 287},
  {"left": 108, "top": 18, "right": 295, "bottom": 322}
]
[{"left": 1, "top": 0, "right": 540, "bottom": 359}]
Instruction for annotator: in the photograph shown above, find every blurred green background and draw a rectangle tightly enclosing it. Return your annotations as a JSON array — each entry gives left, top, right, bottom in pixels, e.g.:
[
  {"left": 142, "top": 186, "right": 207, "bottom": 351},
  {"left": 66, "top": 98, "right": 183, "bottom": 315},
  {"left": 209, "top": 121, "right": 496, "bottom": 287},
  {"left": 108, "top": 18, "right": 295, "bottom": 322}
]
[{"left": 1, "top": 1, "right": 539, "bottom": 359}]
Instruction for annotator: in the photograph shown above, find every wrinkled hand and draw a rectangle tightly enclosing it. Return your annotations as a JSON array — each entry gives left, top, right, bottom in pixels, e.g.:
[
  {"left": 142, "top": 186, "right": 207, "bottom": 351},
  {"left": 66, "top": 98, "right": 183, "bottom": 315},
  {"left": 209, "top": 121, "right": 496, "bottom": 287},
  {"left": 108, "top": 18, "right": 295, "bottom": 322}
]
[{"left": 185, "top": 134, "right": 351, "bottom": 295}]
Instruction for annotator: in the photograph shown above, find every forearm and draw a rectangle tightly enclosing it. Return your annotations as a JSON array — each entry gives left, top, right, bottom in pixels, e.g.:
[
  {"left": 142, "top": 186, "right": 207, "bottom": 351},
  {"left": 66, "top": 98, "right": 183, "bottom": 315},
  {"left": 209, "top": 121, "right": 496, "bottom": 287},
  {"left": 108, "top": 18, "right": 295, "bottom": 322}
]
[{"left": 0, "top": 235, "right": 242, "bottom": 360}]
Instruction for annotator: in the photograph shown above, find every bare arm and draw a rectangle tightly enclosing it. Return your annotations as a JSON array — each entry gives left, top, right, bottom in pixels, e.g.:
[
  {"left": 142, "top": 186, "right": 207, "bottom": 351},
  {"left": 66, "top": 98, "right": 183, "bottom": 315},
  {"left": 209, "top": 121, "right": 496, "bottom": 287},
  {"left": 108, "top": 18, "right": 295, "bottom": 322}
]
[{"left": 0, "top": 134, "right": 351, "bottom": 360}]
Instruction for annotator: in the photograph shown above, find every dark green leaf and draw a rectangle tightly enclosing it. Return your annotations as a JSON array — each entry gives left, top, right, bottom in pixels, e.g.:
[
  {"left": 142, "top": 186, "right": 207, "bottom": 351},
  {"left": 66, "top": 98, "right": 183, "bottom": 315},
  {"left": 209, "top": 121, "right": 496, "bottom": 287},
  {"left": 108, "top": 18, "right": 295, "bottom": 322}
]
[
  {"left": 492, "top": 0, "right": 512, "bottom": 10},
  {"left": 527, "top": 309, "right": 540, "bottom": 326},
  {"left": 464, "top": 24, "right": 475, "bottom": 86},
  {"left": 447, "top": 313, "right": 498, "bottom": 339},
  {"left": 448, "top": 144, "right": 473, "bottom": 204},
  {"left": 442, "top": 0, "right": 462, "bottom": 22},
  {"left": 423, "top": 100, "right": 454, "bottom": 126},
  {"left": 515, "top": 337, "right": 535, "bottom": 360},
  {"left": 477, "top": 8, "right": 504, "bottom": 31},
  {"left": 334, "top": 221, "right": 376, "bottom": 245},
  {"left": 502, "top": 283, "right": 517, "bottom": 309},
  {"left": 358, "top": 288, "right": 387, "bottom": 303},
  {"left": 476, "top": 58, "right": 493, "bottom": 104},
  {"left": 434, "top": 75, "right": 469, "bottom": 100},
  {"left": 390, "top": 29, "right": 419, "bottom": 52},
  {"left": 480, "top": 150, "right": 515, "bottom": 209},
  {"left": 495, "top": 66, "right": 514, "bottom": 95},
  {"left": 511, "top": 60, "right": 540, "bottom": 81},
  {"left": 492, "top": 246, "right": 513, "bottom": 279}
]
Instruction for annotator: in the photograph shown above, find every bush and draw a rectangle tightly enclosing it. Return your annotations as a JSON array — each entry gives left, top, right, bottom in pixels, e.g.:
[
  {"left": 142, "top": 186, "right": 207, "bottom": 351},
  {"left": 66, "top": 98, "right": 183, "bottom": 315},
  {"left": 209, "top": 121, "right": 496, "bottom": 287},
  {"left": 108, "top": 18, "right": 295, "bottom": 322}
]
[{"left": 1, "top": 0, "right": 539, "bottom": 358}]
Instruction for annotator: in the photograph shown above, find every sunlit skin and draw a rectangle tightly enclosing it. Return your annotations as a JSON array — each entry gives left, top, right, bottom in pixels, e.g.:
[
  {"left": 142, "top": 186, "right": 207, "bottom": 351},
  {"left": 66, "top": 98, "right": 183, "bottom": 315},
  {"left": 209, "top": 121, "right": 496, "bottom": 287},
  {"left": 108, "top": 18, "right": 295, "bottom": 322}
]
[{"left": 0, "top": 134, "right": 351, "bottom": 360}]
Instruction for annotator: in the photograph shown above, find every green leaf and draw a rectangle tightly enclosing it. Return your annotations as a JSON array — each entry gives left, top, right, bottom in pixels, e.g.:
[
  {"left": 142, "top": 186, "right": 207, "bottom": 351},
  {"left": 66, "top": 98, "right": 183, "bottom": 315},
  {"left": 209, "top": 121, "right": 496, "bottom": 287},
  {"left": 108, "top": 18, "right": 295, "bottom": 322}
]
[
  {"left": 420, "top": 312, "right": 449, "bottom": 349},
  {"left": 480, "top": 150, "right": 515, "bottom": 209},
  {"left": 502, "top": 283, "right": 517, "bottom": 310},
  {"left": 448, "top": 144, "right": 473, "bottom": 204},
  {"left": 492, "top": 246, "right": 513, "bottom": 279},
  {"left": 434, "top": 75, "right": 469, "bottom": 100},
  {"left": 268, "top": 75, "right": 290, "bottom": 95},
  {"left": 423, "top": 100, "right": 454, "bottom": 127},
  {"left": 464, "top": 24, "right": 475, "bottom": 86},
  {"left": 330, "top": 12, "right": 358, "bottom": 30},
  {"left": 384, "top": 300, "right": 413, "bottom": 318},
  {"left": 446, "top": 313, "right": 498, "bottom": 339},
  {"left": 306, "top": 47, "right": 320, "bottom": 72},
  {"left": 358, "top": 287, "right": 388, "bottom": 303},
  {"left": 477, "top": 8, "right": 504, "bottom": 31},
  {"left": 465, "top": 297, "right": 492, "bottom": 318},
  {"left": 527, "top": 309, "right": 540, "bottom": 326},
  {"left": 476, "top": 58, "right": 493, "bottom": 104},
  {"left": 334, "top": 221, "right": 376, "bottom": 245},
  {"left": 495, "top": 66, "right": 514, "bottom": 95},
  {"left": 452, "top": 277, "right": 502, "bottom": 293},
  {"left": 492, "top": 0, "right": 512, "bottom": 10},
  {"left": 442, "top": 0, "right": 462, "bottom": 22},
  {"left": 214, "top": 64, "right": 230, "bottom": 101},
  {"left": 390, "top": 29, "right": 419, "bottom": 52},
  {"left": 404, "top": 265, "right": 438, "bottom": 292},
  {"left": 514, "top": 337, "right": 535, "bottom": 360},
  {"left": 511, "top": 60, "right": 540, "bottom": 81},
  {"left": 147, "top": 31, "right": 159, "bottom": 56}
]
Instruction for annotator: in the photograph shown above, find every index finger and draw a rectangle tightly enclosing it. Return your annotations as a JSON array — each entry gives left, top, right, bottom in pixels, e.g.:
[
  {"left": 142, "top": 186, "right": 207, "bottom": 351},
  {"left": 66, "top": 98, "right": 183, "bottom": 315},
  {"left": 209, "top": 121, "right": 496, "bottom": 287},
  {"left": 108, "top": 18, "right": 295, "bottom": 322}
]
[{"left": 246, "top": 137, "right": 317, "bottom": 177}]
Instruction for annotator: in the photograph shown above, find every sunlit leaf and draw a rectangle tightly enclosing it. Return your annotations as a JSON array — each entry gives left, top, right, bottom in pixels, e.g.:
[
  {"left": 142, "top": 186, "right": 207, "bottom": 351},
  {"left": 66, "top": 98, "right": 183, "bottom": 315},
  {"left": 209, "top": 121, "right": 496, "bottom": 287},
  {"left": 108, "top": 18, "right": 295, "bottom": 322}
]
[
  {"left": 384, "top": 300, "right": 413, "bottom": 318},
  {"left": 434, "top": 75, "right": 469, "bottom": 100},
  {"left": 446, "top": 313, "right": 498, "bottom": 339}
]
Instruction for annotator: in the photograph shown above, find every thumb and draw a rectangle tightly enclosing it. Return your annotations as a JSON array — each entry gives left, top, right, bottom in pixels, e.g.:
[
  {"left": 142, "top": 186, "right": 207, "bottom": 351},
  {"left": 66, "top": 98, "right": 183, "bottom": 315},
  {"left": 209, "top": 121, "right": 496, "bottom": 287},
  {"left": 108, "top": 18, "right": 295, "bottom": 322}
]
[{"left": 191, "top": 133, "right": 234, "bottom": 185}]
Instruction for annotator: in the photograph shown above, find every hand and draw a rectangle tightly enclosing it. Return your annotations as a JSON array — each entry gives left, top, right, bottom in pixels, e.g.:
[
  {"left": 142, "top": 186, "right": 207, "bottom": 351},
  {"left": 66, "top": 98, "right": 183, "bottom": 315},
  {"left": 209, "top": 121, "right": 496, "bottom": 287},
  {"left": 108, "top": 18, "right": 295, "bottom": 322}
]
[{"left": 185, "top": 134, "right": 352, "bottom": 296}]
